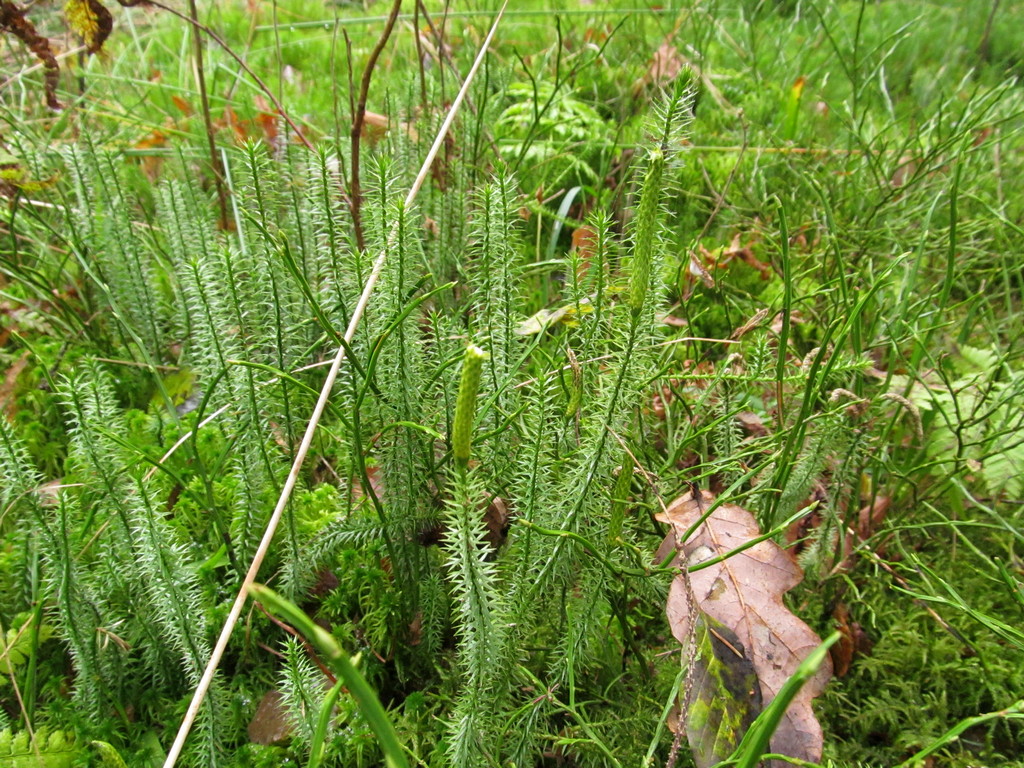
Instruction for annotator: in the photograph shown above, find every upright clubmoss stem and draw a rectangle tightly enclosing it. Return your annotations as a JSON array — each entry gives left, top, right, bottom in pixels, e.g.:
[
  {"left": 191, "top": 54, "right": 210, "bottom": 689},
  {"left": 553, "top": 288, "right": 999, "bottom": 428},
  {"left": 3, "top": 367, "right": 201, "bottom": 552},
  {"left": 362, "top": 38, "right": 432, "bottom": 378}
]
[
  {"left": 609, "top": 454, "right": 632, "bottom": 543},
  {"left": 628, "top": 146, "right": 666, "bottom": 315},
  {"left": 453, "top": 345, "right": 488, "bottom": 468}
]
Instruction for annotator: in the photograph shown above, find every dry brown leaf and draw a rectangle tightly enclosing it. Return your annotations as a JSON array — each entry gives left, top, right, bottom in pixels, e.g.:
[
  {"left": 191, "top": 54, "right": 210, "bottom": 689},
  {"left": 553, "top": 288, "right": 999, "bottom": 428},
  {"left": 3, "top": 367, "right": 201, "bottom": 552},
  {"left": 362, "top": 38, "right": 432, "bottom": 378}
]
[
  {"left": 408, "top": 611, "right": 423, "bottom": 647},
  {"left": 248, "top": 677, "right": 334, "bottom": 746},
  {"left": 890, "top": 156, "right": 918, "bottom": 189},
  {"left": 688, "top": 250, "right": 716, "bottom": 288},
  {"left": 133, "top": 128, "right": 169, "bottom": 181},
  {"left": 254, "top": 94, "right": 280, "bottom": 150},
  {"left": 633, "top": 41, "right": 683, "bottom": 96},
  {"left": 4, "top": 3, "right": 62, "bottom": 107},
  {"left": 571, "top": 224, "right": 598, "bottom": 281},
  {"left": 770, "top": 310, "right": 804, "bottom": 335},
  {"left": 722, "top": 231, "right": 772, "bottom": 280},
  {"left": 358, "top": 111, "right": 419, "bottom": 145},
  {"left": 64, "top": 0, "right": 113, "bottom": 54},
  {"left": 830, "top": 603, "right": 872, "bottom": 678},
  {"left": 735, "top": 410, "right": 768, "bottom": 438},
  {"left": 830, "top": 604, "right": 856, "bottom": 678},
  {"left": 0, "top": 349, "right": 28, "bottom": 416},
  {"left": 247, "top": 690, "right": 291, "bottom": 745},
  {"left": 352, "top": 464, "right": 384, "bottom": 503},
  {"left": 730, "top": 308, "right": 769, "bottom": 340},
  {"left": 649, "top": 42, "right": 683, "bottom": 83},
  {"left": 361, "top": 110, "right": 390, "bottom": 144},
  {"left": 482, "top": 495, "right": 510, "bottom": 550},
  {"left": 171, "top": 94, "right": 192, "bottom": 115},
  {"left": 657, "top": 489, "right": 832, "bottom": 766},
  {"left": 832, "top": 494, "right": 891, "bottom": 573},
  {"left": 857, "top": 495, "right": 890, "bottom": 541}
]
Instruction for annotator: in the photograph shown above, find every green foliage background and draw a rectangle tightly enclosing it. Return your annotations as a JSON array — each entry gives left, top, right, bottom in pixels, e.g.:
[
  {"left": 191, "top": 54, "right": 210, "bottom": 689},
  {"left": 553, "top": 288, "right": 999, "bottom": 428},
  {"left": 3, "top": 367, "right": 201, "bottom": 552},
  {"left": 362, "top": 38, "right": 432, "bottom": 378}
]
[{"left": 1, "top": 0, "right": 1023, "bottom": 766}]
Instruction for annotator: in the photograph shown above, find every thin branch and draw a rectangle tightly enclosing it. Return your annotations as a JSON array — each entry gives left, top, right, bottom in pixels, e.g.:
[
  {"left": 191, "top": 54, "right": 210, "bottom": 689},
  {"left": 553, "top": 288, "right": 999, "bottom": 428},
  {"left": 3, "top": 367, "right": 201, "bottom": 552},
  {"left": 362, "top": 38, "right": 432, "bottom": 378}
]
[
  {"left": 253, "top": 600, "right": 337, "bottom": 684},
  {"left": 186, "top": 0, "right": 229, "bottom": 229},
  {"left": 412, "top": 0, "right": 427, "bottom": 108},
  {"left": 0, "top": 616, "right": 39, "bottom": 762},
  {"left": 160, "top": 4, "right": 508, "bottom": 764},
  {"left": 978, "top": 0, "right": 1001, "bottom": 61},
  {"left": 349, "top": 0, "right": 404, "bottom": 252},
  {"left": 148, "top": 0, "right": 314, "bottom": 151}
]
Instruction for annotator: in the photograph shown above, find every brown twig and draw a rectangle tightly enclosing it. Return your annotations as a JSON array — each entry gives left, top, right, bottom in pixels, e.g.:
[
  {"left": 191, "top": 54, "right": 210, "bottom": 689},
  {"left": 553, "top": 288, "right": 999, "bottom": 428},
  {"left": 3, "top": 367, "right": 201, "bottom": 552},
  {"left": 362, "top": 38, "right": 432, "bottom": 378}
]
[
  {"left": 349, "top": 0, "right": 404, "bottom": 252},
  {"left": 254, "top": 600, "right": 337, "bottom": 684},
  {"left": 978, "top": 0, "right": 1001, "bottom": 61},
  {"left": 0, "top": 615, "right": 40, "bottom": 762},
  {"left": 412, "top": 0, "right": 427, "bottom": 108},
  {"left": 147, "top": 0, "right": 313, "bottom": 151},
  {"left": 186, "top": 0, "right": 229, "bottom": 229}
]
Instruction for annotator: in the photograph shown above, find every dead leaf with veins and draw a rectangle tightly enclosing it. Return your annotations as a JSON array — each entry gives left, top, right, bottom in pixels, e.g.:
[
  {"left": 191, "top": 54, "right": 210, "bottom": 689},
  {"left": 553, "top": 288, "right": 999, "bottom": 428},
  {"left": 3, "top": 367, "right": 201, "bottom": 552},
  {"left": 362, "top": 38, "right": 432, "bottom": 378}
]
[{"left": 657, "top": 489, "right": 832, "bottom": 767}]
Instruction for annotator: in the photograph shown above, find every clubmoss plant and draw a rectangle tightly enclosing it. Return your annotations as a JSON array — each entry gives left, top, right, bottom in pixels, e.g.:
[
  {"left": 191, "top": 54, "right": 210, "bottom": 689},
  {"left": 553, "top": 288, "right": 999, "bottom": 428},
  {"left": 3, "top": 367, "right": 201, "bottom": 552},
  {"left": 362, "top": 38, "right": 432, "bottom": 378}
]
[{"left": 1, "top": 2, "right": 1024, "bottom": 765}]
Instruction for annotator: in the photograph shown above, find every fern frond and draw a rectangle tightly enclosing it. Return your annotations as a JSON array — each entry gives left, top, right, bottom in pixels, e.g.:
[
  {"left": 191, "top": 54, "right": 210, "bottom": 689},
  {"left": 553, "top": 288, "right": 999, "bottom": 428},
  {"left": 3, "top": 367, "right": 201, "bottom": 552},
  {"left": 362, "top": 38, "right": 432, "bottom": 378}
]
[{"left": 0, "top": 727, "right": 79, "bottom": 767}]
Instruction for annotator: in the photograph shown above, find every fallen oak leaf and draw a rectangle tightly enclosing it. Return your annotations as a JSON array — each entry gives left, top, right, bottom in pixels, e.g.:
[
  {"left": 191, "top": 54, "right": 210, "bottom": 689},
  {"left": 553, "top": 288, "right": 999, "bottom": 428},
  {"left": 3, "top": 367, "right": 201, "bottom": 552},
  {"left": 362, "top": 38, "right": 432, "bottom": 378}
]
[
  {"left": 657, "top": 489, "right": 832, "bottom": 767},
  {"left": 667, "top": 614, "right": 762, "bottom": 767}
]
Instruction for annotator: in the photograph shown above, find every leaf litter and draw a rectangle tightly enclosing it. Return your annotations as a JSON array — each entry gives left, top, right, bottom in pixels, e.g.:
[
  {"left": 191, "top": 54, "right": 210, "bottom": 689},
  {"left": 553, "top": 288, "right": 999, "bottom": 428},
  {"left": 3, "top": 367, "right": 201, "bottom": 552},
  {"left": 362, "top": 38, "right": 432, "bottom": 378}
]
[{"left": 657, "top": 489, "right": 832, "bottom": 767}]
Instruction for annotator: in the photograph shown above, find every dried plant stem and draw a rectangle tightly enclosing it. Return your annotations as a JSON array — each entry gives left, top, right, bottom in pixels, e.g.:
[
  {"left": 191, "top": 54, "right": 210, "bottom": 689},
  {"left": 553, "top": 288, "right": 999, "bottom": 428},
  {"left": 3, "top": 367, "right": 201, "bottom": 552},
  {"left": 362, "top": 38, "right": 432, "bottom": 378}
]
[
  {"left": 666, "top": 491, "right": 703, "bottom": 768},
  {"left": 161, "top": 4, "right": 507, "bottom": 764},
  {"left": 350, "top": 0, "right": 404, "bottom": 252},
  {"left": 978, "top": 0, "right": 1001, "bottom": 61},
  {"left": 148, "top": 0, "right": 313, "bottom": 151},
  {"left": 186, "top": 0, "right": 229, "bottom": 230}
]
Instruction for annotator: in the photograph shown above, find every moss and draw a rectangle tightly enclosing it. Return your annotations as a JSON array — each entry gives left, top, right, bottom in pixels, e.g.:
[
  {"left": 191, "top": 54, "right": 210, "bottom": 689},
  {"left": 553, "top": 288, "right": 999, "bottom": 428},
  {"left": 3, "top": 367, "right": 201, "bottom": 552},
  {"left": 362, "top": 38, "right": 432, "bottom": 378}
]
[{"left": 817, "top": 550, "right": 1024, "bottom": 766}]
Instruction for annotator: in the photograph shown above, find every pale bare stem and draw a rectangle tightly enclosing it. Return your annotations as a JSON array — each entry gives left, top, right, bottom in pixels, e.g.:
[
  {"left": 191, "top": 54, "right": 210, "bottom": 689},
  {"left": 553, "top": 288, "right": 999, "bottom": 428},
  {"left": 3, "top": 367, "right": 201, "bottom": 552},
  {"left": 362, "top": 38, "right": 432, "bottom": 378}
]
[
  {"left": 142, "top": 404, "right": 231, "bottom": 483},
  {"left": 161, "top": 5, "right": 509, "bottom": 765},
  {"left": 0, "top": 45, "right": 85, "bottom": 91}
]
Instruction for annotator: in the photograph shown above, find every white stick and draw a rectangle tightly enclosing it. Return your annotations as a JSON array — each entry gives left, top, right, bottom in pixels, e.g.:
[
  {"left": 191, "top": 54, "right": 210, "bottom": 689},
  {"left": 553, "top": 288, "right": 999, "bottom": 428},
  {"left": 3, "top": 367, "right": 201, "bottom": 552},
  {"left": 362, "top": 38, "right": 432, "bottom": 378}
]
[{"left": 162, "top": 4, "right": 507, "bottom": 763}]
